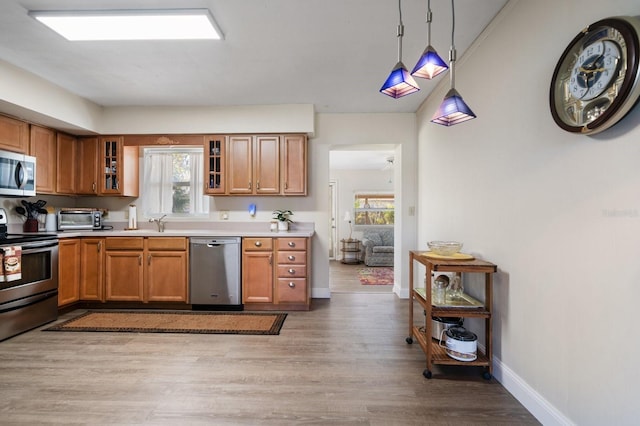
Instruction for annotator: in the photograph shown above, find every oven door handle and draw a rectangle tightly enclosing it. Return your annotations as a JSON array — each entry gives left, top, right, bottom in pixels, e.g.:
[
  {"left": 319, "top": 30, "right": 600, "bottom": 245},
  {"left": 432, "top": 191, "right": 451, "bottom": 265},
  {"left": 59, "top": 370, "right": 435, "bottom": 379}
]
[{"left": 16, "top": 241, "right": 59, "bottom": 254}]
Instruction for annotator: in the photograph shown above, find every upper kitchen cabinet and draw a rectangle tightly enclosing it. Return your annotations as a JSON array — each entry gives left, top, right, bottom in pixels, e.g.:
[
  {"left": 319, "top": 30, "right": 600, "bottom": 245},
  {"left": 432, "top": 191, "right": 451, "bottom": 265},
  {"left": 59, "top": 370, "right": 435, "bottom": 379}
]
[
  {"left": 76, "top": 136, "right": 99, "bottom": 195},
  {"left": 99, "top": 136, "right": 139, "bottom": 197},
  {"left": 204, "top": 135, "right": 227, "bottom": 195},
  {"left": 29, "top": 125, "right": 56, "bottom": 194},
  {"left": 226, "top": 134, "right": 299, "bottom": 196},
  {"left": 56, "top": 132, "right": 77, "bottom": 195},
  {"left": 0, "top": 114, "right": 29, "bottom": 154},
  {"left": 281, "top": 134, "right": 307, "bottom": 196},
  {"left": 227, "top": 135, "right": 280, "bottom": 195}
]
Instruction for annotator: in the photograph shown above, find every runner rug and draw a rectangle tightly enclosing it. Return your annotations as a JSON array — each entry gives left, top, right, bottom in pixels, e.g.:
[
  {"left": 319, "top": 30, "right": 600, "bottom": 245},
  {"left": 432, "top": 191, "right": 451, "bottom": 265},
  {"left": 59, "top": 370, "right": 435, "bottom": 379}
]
[
  {"left": 358, "top": 267, "right": 394, "bottom": 285},
  {"left": 44, "top": 311, "right": 287, "bottom": 335}
]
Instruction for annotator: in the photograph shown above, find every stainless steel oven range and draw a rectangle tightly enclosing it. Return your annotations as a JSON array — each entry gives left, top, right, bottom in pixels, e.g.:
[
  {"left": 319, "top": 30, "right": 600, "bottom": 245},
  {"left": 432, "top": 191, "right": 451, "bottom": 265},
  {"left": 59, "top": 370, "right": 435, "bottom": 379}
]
[{"left": 0, "top": 233, "right": 59, "bottom": 341}]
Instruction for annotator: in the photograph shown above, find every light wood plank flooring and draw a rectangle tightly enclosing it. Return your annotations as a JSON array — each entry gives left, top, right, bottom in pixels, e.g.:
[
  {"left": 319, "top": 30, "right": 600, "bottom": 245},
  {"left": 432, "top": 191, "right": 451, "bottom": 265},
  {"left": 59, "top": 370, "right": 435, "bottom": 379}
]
[
  {"left": 0, "top": 293, "right": 538, "bottom": 425},
  {"left": 330, "top": 260, "right": 393, "bottom": 293}
]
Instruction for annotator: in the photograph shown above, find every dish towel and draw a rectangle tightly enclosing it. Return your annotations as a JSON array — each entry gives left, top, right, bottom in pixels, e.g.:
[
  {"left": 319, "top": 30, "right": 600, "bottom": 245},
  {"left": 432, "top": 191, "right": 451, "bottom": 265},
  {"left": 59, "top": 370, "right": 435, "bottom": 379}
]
[{"left": 1, "top": 246, "right": 22, "bottom": 282}]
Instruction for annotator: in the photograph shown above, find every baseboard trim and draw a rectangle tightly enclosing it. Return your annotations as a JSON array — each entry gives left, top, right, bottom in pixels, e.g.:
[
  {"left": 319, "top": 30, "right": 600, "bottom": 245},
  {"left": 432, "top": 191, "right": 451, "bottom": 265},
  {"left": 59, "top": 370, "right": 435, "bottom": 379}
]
[
  {"left": 493, "top": 356, "right": 574, "bottom": 426},
  {"left": 312, "top": 287, "right": 331, "bottom": 299}
]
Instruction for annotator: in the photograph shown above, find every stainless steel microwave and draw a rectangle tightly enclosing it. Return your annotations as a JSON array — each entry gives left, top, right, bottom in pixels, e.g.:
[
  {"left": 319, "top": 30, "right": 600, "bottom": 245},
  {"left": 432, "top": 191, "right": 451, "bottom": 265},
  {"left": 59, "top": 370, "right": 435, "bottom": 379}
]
[
  {"left": 0, "top": 149, "right": 36, "bottom": 196},
  {"left": 57, "top": 210, "right": 103, "bottom": 231}
]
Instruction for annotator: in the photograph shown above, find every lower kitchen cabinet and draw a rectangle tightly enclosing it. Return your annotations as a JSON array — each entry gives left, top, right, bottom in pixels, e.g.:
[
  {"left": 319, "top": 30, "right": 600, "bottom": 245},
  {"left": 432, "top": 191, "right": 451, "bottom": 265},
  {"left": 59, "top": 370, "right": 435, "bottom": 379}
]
[
  {"left": 145, "top": 237, "right": 188, "bottom": 302},
  {"left": 242, "top": 236, "right": 311, "bottom": 310},
  {"left": 58, "top": 238, "right": 81, "bottom": 307},
  {"left": 79, "top": 238, "right": 104, "bottom": 301},
  {"left": 104, "top": 237, "right": 188, "bottom": 303},
  {"left": 242, "top": 237, "right": 274, "bottom": 303}
]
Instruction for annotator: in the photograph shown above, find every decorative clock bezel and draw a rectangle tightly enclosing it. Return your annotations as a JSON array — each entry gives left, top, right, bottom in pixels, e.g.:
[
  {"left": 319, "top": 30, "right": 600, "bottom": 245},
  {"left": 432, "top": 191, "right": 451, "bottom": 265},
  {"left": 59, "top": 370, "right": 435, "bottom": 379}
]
[{"left": 549, "top": 16, "right": 640, "bottom": 135}]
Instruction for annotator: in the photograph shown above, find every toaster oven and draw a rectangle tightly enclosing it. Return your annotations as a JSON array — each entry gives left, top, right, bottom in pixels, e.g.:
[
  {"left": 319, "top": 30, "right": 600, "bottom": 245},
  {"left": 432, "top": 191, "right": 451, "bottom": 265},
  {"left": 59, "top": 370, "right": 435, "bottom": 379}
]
[{"left": 57, "top": 209, "right": 102, "bottom": 230}]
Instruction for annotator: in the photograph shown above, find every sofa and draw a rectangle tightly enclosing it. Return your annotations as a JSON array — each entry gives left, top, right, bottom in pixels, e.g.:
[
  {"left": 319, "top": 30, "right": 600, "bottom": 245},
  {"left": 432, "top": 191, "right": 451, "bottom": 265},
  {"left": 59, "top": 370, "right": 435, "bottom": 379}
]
[{"left": 361, "top": 228, "right": 394, "bottom": 267}]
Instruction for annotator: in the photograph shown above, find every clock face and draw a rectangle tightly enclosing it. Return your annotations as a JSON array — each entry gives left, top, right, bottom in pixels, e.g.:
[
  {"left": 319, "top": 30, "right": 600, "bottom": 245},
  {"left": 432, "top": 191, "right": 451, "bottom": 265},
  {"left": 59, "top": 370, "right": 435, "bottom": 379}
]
[{"left": 550, "top": 17, "right": 640, "bottom": 135}]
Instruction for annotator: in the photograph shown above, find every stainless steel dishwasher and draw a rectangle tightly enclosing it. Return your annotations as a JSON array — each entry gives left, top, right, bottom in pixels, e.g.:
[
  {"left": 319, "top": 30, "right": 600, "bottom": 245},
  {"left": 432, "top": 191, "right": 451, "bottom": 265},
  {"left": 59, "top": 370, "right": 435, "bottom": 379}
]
[{"left": 189, "top": 237, "right": 242, "bottom": 310}]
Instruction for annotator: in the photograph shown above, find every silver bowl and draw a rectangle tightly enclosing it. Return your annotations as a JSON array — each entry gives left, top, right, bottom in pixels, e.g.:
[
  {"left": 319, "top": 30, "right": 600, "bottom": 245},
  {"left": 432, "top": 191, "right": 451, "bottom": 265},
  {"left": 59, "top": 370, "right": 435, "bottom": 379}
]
[{"left": 427, "top": 241, "right": 463, "bottom": 256}]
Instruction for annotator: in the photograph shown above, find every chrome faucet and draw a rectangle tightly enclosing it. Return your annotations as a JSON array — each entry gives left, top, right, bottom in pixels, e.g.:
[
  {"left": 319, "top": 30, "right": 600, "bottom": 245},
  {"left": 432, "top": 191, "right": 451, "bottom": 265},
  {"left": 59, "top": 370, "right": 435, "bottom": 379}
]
[{"left": 149, "top": 214, "right": 167, "bottom": 232}]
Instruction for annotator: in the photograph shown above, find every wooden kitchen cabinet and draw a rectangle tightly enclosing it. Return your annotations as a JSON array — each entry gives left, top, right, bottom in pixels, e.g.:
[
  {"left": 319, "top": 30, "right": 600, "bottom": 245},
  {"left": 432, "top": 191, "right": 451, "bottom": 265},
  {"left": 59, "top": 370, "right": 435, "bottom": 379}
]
[
  {"left": 227, "top": 135, "right": 280, "bottom": 195},
  {"left": 204, "top": 135, "right": 227, "bottom": 194},
  {"left": 104, "top": 237, "right": 145, "bottom": 301},
  {"left": 99, "top": 136, "right": 139, "bottom": 197},
  {"left": 29, "top": 125, "right": 57, "bottom": 194},
  {"left": 145, "top": 237, "right": 188, "bottom": 302},
  {"left": 104, "top": 237, "right": 188, "bottom": 303},
  {"left": 281, "top": 134, "right": 307, "bottom": 195},
  {"left": 242, "top": 236, "right": 311, "bottom": 310},
  {"left": 0, "top": 114, "right": 29, "bottom": 153},
  {"left": 242, "top": 237, "right": 274, "bottom": 303},
  {"left": 227, "top": 135, "right": 253, "bottom": 195},
  {"left": 275, "top": 237, "right": 309, "bottom": 306},
  {"left": 58, "top": 239, "right": 81, "bottom": 307},
  {"left": 76, "top": 136, "right": 99, "bottom": 195},
  {"left": 56, "top": 132, "right": 77, "bottom": 195},
  {"left": 79, "top": 238, "right": 104, "bottom": 301}
]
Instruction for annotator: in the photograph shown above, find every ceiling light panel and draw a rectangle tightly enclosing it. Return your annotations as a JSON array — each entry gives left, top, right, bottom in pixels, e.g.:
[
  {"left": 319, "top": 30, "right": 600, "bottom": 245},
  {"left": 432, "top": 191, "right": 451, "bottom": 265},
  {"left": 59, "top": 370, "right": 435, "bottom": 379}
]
[{"left": 29, "top": 9, "right": 224, "bottom": 41}]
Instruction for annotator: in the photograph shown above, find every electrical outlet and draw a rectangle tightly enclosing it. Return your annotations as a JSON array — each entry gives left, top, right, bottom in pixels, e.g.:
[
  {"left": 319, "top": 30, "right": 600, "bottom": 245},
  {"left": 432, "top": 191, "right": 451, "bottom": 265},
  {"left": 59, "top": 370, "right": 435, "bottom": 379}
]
[{"left": 219, "top": 210, "right": 229, "bottom": 220}]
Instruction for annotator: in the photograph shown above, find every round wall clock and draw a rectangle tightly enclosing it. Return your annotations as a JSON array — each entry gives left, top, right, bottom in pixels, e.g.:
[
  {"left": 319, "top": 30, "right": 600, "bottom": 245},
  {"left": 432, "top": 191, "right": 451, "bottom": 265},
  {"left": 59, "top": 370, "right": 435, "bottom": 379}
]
[{"left": 550, "top": 16, "right": 640, "bottom": 135}]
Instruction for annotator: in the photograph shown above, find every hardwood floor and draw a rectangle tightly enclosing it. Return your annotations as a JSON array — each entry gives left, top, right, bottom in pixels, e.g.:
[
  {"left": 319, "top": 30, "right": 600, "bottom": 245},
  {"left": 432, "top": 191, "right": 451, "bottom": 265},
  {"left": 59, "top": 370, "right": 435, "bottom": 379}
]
[
  {"left": 329, "top": 260, "right": 393, "bottom": 293},
  {"left": 0, "top": 293, "right": 538, "bottom": 425}
]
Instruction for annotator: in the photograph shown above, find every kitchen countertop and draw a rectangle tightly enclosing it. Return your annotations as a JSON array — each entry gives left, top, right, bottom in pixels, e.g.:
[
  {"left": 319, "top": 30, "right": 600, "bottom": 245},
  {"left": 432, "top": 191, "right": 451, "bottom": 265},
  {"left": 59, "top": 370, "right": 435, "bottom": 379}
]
[{"left": 42, "top": 221, "right": 315, "bottom": 239}]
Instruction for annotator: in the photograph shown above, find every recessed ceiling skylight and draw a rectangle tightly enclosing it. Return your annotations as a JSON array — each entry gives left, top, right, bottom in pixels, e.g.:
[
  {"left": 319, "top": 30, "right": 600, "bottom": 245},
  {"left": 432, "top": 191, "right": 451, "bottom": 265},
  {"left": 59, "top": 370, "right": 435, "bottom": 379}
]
[{"left": 29, "top": 9, "right": 224, "bottom": 41}]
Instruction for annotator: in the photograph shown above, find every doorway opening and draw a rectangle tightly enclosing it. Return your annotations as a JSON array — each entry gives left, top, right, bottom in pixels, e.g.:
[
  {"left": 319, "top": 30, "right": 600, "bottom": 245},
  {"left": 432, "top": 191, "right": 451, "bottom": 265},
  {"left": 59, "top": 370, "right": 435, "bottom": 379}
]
[{"left": 328, "top": 146, "right": 396, "bottom": 294}]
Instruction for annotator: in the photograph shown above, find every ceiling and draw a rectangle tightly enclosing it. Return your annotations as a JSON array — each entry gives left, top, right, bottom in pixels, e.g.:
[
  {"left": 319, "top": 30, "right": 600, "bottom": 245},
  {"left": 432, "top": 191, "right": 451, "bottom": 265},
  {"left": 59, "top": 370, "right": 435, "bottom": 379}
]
[{"left": 0, "top": 0, "right": 508, "bottom": 115}]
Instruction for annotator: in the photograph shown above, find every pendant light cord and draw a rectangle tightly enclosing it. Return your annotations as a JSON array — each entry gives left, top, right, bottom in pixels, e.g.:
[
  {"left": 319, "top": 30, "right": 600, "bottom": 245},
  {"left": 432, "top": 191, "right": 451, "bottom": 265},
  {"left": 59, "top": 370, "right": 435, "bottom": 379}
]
[
  {"left": 397, "top": 0, "right": 404, "bottom": 63},
  {"left": 449, "top": 0, "right": 456, "bottom": 88},
  {"left": 427, "top": 0, "right": 433, "bottom": 44}
]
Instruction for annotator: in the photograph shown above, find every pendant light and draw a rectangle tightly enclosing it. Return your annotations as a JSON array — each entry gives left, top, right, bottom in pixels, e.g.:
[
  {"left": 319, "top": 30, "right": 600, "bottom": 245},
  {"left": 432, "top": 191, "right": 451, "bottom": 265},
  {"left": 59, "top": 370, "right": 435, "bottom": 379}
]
[
  {"left": 431, "top": 0, "right": 476, "bottom": 126},
  {"left": 380, "top": 0, "right": 420, "bottom": 98},
  {"left": 411, "top": 0, "right": 448, "bottom": 79}
]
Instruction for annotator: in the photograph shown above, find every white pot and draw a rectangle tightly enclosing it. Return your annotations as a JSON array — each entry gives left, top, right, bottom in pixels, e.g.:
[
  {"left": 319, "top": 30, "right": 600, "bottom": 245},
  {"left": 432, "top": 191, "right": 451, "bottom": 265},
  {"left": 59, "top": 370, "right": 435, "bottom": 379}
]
[{"left": 277, "top": 221, "right": 289, "bottom": 231}]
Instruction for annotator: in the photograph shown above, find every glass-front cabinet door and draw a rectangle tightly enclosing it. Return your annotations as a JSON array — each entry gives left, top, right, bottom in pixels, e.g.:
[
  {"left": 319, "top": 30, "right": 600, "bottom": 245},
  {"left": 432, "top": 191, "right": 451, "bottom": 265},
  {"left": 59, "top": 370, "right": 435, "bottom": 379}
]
[
  {"left": 99, "top": 136, "right": 122, "bottom": 195},
  {"left": 204, "top": 135, "right": 226, "bottom": 194}
]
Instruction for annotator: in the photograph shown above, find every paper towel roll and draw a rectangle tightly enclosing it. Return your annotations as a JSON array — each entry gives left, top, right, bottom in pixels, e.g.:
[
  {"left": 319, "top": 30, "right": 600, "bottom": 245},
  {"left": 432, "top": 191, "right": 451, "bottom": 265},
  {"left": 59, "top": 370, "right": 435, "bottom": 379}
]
[{"left": 128, "top": 204, "right": 137, "bottom": 229}]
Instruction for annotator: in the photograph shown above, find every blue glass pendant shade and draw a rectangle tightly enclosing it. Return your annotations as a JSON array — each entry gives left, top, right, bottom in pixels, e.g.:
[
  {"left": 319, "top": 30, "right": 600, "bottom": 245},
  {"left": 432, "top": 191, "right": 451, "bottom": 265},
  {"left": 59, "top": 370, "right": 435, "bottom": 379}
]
[
  {"left": 380, "top": 62, "right": 420, "bottom": 98},
  {"left": 431, "top": 88, "right": 476, "bottom": 126},
  {"left": 411, "top": 45, "right": 448, "bottom": 79}
]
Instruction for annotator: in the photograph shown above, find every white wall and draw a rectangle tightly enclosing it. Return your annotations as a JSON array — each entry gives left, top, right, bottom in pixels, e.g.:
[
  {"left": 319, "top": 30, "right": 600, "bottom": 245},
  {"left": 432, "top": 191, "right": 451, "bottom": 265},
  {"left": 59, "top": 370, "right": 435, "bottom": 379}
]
[{"left": 416, "top": 0, "right": 640, "bottom": 424}]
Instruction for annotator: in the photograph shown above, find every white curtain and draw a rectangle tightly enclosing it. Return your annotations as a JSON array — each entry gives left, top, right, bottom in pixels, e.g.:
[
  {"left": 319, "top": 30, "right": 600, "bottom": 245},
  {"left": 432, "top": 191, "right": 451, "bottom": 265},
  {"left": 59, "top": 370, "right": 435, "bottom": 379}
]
[
  {"left": 190, "top": 151, "right": 208, "bottom": 213},
  {"left": 143, "top": 148, "right": 209, "bottom": 216},
  {"left": 143, "top": 151, "right": 174, "bottom": 215}
]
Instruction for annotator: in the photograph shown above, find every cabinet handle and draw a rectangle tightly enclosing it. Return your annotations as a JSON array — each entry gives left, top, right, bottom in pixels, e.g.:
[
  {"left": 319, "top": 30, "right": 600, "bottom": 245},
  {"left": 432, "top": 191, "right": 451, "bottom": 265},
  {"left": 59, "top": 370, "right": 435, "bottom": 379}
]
[
  {"left": 97, "top": 241, "right": 101, "bottom": 253},
  {"left": 288, "top": 255, "right": 295, "bottom": 261},
  {"left": 285, "top": 182, "right": 288, "bottom": 190},
  {"left": 92, "top": 182, "right": 96, "bottom": 192},
  {"left": 257, "top": 181, "right": 260, "bottom": 189},
  {"left": 288, "top": 282, "right": 295, "bottom": 288},
  {"left": 288, "top": 241, "right": 295, "bottom": 247},
  {"left": 288, "top": 268, "right": 295, "bottom": 274},
  {"left": 248, "top": 182, "right": 252, "bottom": 190},
  {"left": 255, "top": 241, "right": 262, "bottom": 247},
  {"left": 148, "top": 254, "right": 152, "bottom": 265},
  {"left": 269, "top": 254, "right": 273, "bottom": 265},
  {"left": 138, "top": 254, "right": 142, "bottom": 265}
]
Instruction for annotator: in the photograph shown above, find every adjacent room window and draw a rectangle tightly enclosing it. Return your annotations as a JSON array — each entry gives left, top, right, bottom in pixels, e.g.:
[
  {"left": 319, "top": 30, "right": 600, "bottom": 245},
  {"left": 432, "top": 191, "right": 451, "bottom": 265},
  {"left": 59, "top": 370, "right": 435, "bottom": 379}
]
[
  {"left": 353, "top": 193, "right": 394, "bottom": 226},
  {"left": 141, "top": 147, "right": 209, "bottom": 217}
]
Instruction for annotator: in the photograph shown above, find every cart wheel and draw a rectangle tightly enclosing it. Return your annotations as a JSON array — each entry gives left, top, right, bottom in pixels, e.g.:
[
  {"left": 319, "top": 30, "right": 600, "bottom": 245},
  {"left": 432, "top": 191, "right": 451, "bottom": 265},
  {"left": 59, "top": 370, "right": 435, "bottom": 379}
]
[
  {"left": 482, "top": 371, "right": 492, "bottom": 380},
  {"left": 423, "top": 369, "right": 432, "bottom": 379},
  {"left": 406, "top": 337, "right": 413, "bottom": 344}
]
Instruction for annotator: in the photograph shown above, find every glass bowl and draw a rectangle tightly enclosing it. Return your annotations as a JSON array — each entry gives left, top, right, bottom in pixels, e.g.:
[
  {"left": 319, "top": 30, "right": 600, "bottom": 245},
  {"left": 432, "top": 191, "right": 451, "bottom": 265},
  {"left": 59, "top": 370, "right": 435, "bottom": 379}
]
[{"left": 427, "top": 241, "right": 463, "bottom": 256}]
